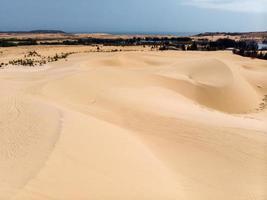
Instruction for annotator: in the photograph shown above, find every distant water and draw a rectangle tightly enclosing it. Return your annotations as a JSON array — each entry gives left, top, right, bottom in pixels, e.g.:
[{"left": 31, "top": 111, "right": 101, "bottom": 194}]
[
  {"left": 71, "top": 32, "right": 199, "bottom": 37},
  {"left": 258, "top": 43, "right": 267, "bottom": 50}
]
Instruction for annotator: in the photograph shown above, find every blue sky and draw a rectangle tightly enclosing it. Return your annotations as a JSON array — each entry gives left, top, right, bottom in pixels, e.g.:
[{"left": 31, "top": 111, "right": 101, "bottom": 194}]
[{"left": 0, "top": 0, "right": 266, "bottom": 33}]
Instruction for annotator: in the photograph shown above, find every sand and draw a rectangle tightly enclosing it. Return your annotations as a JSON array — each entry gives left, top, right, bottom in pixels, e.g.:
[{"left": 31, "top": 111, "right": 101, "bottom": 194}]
[{"left": 0, "top": 47, "right": 267, "bottom": 200}]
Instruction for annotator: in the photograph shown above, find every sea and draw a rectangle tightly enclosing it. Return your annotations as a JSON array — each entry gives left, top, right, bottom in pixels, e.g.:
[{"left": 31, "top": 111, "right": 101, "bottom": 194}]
[
  {"left": 258, "top": 43, "right": 267, "bottom": 50},
  {"left": 71, "top": 32, "right": 199, "bottom": 37}
]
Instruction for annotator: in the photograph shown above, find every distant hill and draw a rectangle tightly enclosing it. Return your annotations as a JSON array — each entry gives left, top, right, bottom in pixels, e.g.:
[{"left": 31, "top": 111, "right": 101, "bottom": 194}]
[
  {"left": 195, "top": 31, "right": 267, "bottom": 37},
  {"left": 29, "top": 30, "right": 66, "bottom": 34},
  {"left": 0, "top": 30, "right": 66, "bottom": 34}
]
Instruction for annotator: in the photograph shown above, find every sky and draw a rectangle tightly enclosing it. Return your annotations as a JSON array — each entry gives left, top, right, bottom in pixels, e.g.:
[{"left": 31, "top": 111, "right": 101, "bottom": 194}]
[{"left": 0, "top": 0, "right": 266, "bottom": 33}]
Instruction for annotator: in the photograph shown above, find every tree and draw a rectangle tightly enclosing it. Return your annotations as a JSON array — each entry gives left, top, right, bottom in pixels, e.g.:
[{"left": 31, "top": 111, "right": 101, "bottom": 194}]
[{"left": 188, "top": 42, "right": 198, "bottom": 50}]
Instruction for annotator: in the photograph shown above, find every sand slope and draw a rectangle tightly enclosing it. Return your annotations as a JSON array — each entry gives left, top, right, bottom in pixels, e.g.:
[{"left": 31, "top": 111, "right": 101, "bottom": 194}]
[{"left": 0, "top": 49, "right": 267, "bottom": 200}]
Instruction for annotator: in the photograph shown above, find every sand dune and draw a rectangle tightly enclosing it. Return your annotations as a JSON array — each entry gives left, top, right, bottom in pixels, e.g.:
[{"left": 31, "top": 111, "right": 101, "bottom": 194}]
[{"left": 0, "top": 48, "right": 267, "bottom": 200}]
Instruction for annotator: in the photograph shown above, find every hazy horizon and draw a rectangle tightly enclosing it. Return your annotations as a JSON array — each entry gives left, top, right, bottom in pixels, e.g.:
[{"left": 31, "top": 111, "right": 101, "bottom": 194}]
[
  {"left": 0, "top": 0, "right": 266, "bottom": 33},
  {"left": 1, "top": 30, "right": 267, "bottom": 35}
]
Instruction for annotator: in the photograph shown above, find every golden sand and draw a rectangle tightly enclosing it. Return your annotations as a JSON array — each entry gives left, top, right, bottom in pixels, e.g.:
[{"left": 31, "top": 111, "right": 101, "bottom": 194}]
[{"left": 0, "top": 46, "right": 267, "bottom": 200}]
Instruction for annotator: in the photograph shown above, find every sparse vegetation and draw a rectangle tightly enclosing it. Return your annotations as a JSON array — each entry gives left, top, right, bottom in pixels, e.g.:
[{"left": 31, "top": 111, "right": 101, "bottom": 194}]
[
  {"left": 25, "top": 51, "right": 41, "bottom": 57},
  {"left": 0, "top": 51, "right": 76, "bottom": 68}
]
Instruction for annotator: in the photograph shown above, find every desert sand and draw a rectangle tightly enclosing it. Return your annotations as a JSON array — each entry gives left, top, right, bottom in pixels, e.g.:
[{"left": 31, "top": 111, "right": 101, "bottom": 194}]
[{"left": 0, "top": 46, "right": 267, "bottom": 200}]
